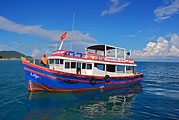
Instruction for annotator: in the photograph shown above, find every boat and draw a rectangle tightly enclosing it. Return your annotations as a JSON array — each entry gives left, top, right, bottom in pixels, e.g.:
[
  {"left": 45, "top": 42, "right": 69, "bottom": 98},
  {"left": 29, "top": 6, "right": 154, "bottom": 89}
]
[{"left": 21, "top": 43, "right": 143, "bottom": 92}]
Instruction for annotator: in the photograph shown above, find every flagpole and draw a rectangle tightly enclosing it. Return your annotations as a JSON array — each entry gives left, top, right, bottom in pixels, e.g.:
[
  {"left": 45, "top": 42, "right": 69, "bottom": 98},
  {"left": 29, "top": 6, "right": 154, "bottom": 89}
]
[
  {"left": 59, "top": 40, "right": 64, "bottom": 50},
  {"left": 129, "top": 49, "right": 132, "bottom": 58}
]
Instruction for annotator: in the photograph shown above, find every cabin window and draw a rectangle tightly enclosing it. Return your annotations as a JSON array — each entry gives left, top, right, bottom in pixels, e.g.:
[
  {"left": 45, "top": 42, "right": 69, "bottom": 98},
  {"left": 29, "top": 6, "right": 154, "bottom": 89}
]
[
  {"left": 87, "top": 63, "right": 92, "bottom": 69},
  {"left": 65, "top": 62, "right": 70, "bottom": 68},
  {"left": 55, "top": 59, "right": 59, "bottom": 64},
  {"left": 49, "top": 59, "right": 54, "bottom": 64},
  {"left": 60, "top": 59, "right": 63, "bottom": 64},
  {"left": 117, "top": 65, "right": 124, "bottom": 71},
  {"left": 82, "top": 63, "right": 86, "bottom": 69},
  {"left": 71, "top": 62, "right": 76, "bottom": 68},
  {"left": 117, "top": 65, "right": 124, "bottom": 73},
  {"left": 126, "top": 66, "right": 133, "bottom": 73},
  {"left": 127, "top": 66, "right": 132, "bottom": 70},
  {"left": 106, "top": 64, "right": 116, "bottom": 72},
  {"left": 94, "top": 63, "right": 105, "bottom": 71}
]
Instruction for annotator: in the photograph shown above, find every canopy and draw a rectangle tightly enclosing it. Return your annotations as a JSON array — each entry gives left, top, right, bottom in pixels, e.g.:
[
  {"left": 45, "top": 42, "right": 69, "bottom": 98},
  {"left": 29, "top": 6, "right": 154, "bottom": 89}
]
[{"left": 86, "top": 45, "right": 117, "bottom": 51}]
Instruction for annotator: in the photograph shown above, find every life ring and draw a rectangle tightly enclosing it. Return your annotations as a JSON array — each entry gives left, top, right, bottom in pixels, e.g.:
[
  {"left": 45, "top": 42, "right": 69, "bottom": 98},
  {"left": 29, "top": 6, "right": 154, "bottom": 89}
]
[
  {"left": 104, "top": 75, "right": 110, "bottom": 83},
  {"left": 89, "top": 77, "right": 96, "bottom": 85}
]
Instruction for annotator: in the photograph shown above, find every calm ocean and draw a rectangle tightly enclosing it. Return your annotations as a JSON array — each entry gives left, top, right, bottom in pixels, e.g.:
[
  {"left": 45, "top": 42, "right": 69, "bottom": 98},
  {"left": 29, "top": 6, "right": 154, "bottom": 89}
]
[{"left": 0, "top": 60, "right": 179, "bottom": 120}]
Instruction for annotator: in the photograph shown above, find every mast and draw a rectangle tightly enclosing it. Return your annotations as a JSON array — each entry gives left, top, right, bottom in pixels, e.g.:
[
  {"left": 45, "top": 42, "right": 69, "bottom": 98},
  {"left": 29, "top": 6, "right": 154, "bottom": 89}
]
[{"left": 70, "top": 12, "right": 75, "bottom": 51}]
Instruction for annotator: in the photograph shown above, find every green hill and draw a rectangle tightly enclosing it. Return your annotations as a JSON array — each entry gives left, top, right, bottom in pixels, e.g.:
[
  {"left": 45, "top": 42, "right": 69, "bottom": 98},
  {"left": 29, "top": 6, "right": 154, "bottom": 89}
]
[{"left": 0, "top": 51, "right": 33, "bottom": 59}]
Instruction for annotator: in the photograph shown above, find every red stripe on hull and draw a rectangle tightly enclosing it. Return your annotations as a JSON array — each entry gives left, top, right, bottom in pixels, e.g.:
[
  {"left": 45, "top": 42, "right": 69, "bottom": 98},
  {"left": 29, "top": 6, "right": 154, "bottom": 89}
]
[
  {"left": 24, "top": 67, "right": 143, "bottom": 84},
  {"left": 27, "top": 82, "right": 141, "bottom": 92}
]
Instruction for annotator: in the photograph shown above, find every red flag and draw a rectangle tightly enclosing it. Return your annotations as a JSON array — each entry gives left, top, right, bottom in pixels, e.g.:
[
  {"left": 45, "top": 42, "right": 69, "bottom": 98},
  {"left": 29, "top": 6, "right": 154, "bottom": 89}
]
[
  {"left": 107, "top": 51, "right": 110, "bottom": 54},
  {"left": 60, "top": 32, "right": 67, "bottom": 40},
  {"left": 107, "top": 51, "right": 110, "bottom": 56}
]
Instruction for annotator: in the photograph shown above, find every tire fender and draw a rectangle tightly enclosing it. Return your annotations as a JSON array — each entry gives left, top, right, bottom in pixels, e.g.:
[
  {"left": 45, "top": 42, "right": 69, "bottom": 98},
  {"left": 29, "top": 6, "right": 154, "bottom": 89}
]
[
  {"left": 89, "top": 77, "right": 96, "bottom": 85},
  {"left": 104, "top": 75, "right": 110, "bottom": 83}
]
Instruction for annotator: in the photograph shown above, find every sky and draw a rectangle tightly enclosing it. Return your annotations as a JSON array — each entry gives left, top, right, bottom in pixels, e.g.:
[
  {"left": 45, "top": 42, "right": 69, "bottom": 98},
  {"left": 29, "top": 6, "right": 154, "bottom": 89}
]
[{"left": 0, "top": 0, "right": 179, "bottom": 61}]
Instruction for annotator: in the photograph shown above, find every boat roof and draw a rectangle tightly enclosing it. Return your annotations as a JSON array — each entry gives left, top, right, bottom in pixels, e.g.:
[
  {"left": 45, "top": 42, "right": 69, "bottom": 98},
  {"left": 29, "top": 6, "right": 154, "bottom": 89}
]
[{"left": 86, "top": 44, "right": 125, "bottom": 51}]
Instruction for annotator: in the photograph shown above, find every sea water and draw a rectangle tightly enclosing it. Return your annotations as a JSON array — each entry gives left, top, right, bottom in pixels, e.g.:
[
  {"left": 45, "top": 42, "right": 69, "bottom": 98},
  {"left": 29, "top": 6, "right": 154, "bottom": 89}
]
[{"left": 0, "top": 60, "right": 179, "bottom": 120}]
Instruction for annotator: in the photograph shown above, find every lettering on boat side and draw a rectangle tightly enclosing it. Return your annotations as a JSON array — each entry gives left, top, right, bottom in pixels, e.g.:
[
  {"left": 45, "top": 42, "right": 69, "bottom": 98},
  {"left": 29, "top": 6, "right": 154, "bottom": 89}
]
[
  {"left": 68, "top": 51, "right": 82, "bottom": 58},
  {"left": 105, "top": 57, "right": 124, "bottom": 61},
  {"left": 30, "top": 72, "right": 40, "bottom": 79}
]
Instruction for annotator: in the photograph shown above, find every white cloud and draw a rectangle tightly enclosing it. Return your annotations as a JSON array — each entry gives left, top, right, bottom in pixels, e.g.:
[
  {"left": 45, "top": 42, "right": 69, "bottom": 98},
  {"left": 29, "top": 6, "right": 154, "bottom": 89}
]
[
  {"left": 168, "top": 45, "right": 179, "bottom": 56},
  {"left": 0, "top": 16, "right": 97, "bottom": 57},
  {"left": 170, "top": 33, "right": 179, "bottom": 48},
  {"left": 137, "top": 30, "right": 141, "bottom": 33},
  {"left": 149, "top": 35, "right": 156, "bottom": 40},
  {"left": 31, "top": 49, "right": 41, "bottom": 58},
  {"left": 0, "top": 16, "right": 96, "bottom": 44},
  {"left": 0, "top": 44, "right": 10, "bottom": 51},
  {"left": 28, "top": 46, "right": 55, "bottom": 58},
  {"left": 131, "top": 33, "right": 179, "bottom": 60},
  {"left": 124, "top": 35, "right": 136, "bottom": 37},
  {"left": 0, "top": 16, "right": 60, "bottom": 41},
  {"left": 44, "top": 50, "right": 51, "bottom": 56},
  {"left": 101, "top": 0, "right": 130, "bottom": 16},
  {"left": 66, "top": 31, "right": 96, "bottom": 43},
  {"left": 143, "top": 37, "right": 169, "bottom": 56},
  {"left": 123, "top": 30, "right": 141, "bottom": 38},
  {"left": 154, "top": 0, "right": 179, "bottom": 22},
  {"left": 147, "top": 27, "right": 160, "bottom": 33}
]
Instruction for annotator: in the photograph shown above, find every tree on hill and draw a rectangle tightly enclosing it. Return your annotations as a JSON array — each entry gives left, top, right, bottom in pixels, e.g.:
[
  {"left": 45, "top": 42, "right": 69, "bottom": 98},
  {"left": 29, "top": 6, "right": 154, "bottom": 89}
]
[{"left": 0, "top": 51, "right": 33, "bottom": 59}]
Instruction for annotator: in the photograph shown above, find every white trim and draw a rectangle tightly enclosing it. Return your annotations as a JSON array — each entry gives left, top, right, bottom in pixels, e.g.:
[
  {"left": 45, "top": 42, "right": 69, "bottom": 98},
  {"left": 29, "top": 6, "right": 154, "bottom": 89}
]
[{"left": 48, "top": 56, "right": 137, "bottom": 66}]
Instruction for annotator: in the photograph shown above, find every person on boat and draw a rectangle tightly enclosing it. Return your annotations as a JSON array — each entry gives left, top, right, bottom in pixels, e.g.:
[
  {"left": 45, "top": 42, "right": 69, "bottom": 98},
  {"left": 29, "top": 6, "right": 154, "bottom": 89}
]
[
  {"left": 40, "top": 53, "right": 48, "bottom": 67},
  {"left": 128, "top": 66, "right": 131, "bottom": 70}
]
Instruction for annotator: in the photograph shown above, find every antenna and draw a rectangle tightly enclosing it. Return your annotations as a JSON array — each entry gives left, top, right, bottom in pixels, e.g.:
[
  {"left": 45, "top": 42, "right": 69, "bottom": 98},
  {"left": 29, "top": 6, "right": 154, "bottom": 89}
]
[
  {"left": 70, "top": 12, "right": 75, "bottom": 51},
  {"left": 72, "top": 12, "right": 75, "bottom": 32},
  {"left": 55, "top": 43, "right": 58, "bottom": 50}
]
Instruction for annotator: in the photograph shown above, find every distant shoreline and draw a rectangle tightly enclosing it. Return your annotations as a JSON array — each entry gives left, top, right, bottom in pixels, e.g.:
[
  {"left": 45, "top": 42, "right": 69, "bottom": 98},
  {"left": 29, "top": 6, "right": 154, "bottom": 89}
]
[
  {"left": 0, "top": 51, "right": 33, "bottom": 60},
  {"left": 0, "top": 58, "right": 37, "bottom": 60},
  {"left": 0, "top": 58, "right": 21, "bottom": 60}
]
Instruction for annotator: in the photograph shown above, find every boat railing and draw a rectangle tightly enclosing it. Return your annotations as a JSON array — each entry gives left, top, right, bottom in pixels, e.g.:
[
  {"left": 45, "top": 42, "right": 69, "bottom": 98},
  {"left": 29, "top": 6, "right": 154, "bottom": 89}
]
[
  {"left": 52, "top": 50, "right": 134, "bottom": 63},
  {"left": 125, "top": 59, "right": 134, "bottom": 63}
]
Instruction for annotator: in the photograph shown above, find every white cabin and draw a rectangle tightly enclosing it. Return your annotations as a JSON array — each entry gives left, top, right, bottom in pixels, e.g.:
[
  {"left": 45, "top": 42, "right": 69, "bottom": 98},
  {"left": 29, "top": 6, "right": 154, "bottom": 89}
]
[{"left": 48, "top": 45, "right": 136, "bottom": 77}]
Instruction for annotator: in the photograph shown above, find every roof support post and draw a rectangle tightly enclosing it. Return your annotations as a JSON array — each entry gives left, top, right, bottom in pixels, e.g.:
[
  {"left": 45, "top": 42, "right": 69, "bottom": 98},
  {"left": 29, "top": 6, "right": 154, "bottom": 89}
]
[
  {"left": 115, "top": 65, "right": 117, "bottom": 74},
  {"left": 105, "top": 45, "right": 106, "bottom": 56},
  {"left": 115, "top": 48, "right": 117, "bottom": 58},
  {"left": 85, "top": 48, "right": 87, "bottom": 53},
  {"left": 124, "top": 66, "right": 126, "bottom": 74},
  {"left": 124, "top": 48, "right": 126, "bottom": 60},
  {"left": 104, "top": 64, "right": 107, "bottom": 74}
]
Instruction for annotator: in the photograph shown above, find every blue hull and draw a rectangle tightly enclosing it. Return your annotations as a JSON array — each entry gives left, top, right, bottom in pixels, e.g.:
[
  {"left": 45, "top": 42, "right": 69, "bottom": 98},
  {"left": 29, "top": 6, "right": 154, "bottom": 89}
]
[{"left": 22, "top": 61, "right": 143, "bottom": 92}]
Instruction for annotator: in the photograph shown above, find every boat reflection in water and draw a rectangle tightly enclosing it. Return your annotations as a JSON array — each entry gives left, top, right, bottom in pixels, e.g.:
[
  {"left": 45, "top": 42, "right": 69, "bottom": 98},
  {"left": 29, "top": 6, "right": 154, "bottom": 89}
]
[{"left": 25, "top": 83, "right": 143, "bottom": 120}]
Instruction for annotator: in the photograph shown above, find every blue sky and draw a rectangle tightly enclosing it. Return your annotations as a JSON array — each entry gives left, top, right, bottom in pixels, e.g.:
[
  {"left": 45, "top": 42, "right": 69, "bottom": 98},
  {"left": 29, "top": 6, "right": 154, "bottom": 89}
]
[{"left": 0, "top": 0, "right": 179, "bottom": 61}]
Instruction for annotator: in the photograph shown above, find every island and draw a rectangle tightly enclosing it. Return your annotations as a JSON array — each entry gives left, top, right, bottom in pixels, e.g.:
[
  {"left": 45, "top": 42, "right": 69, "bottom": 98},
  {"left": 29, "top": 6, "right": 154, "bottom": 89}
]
[{"left": 0, "top": 51, "right": 33, "bottom": 60}]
